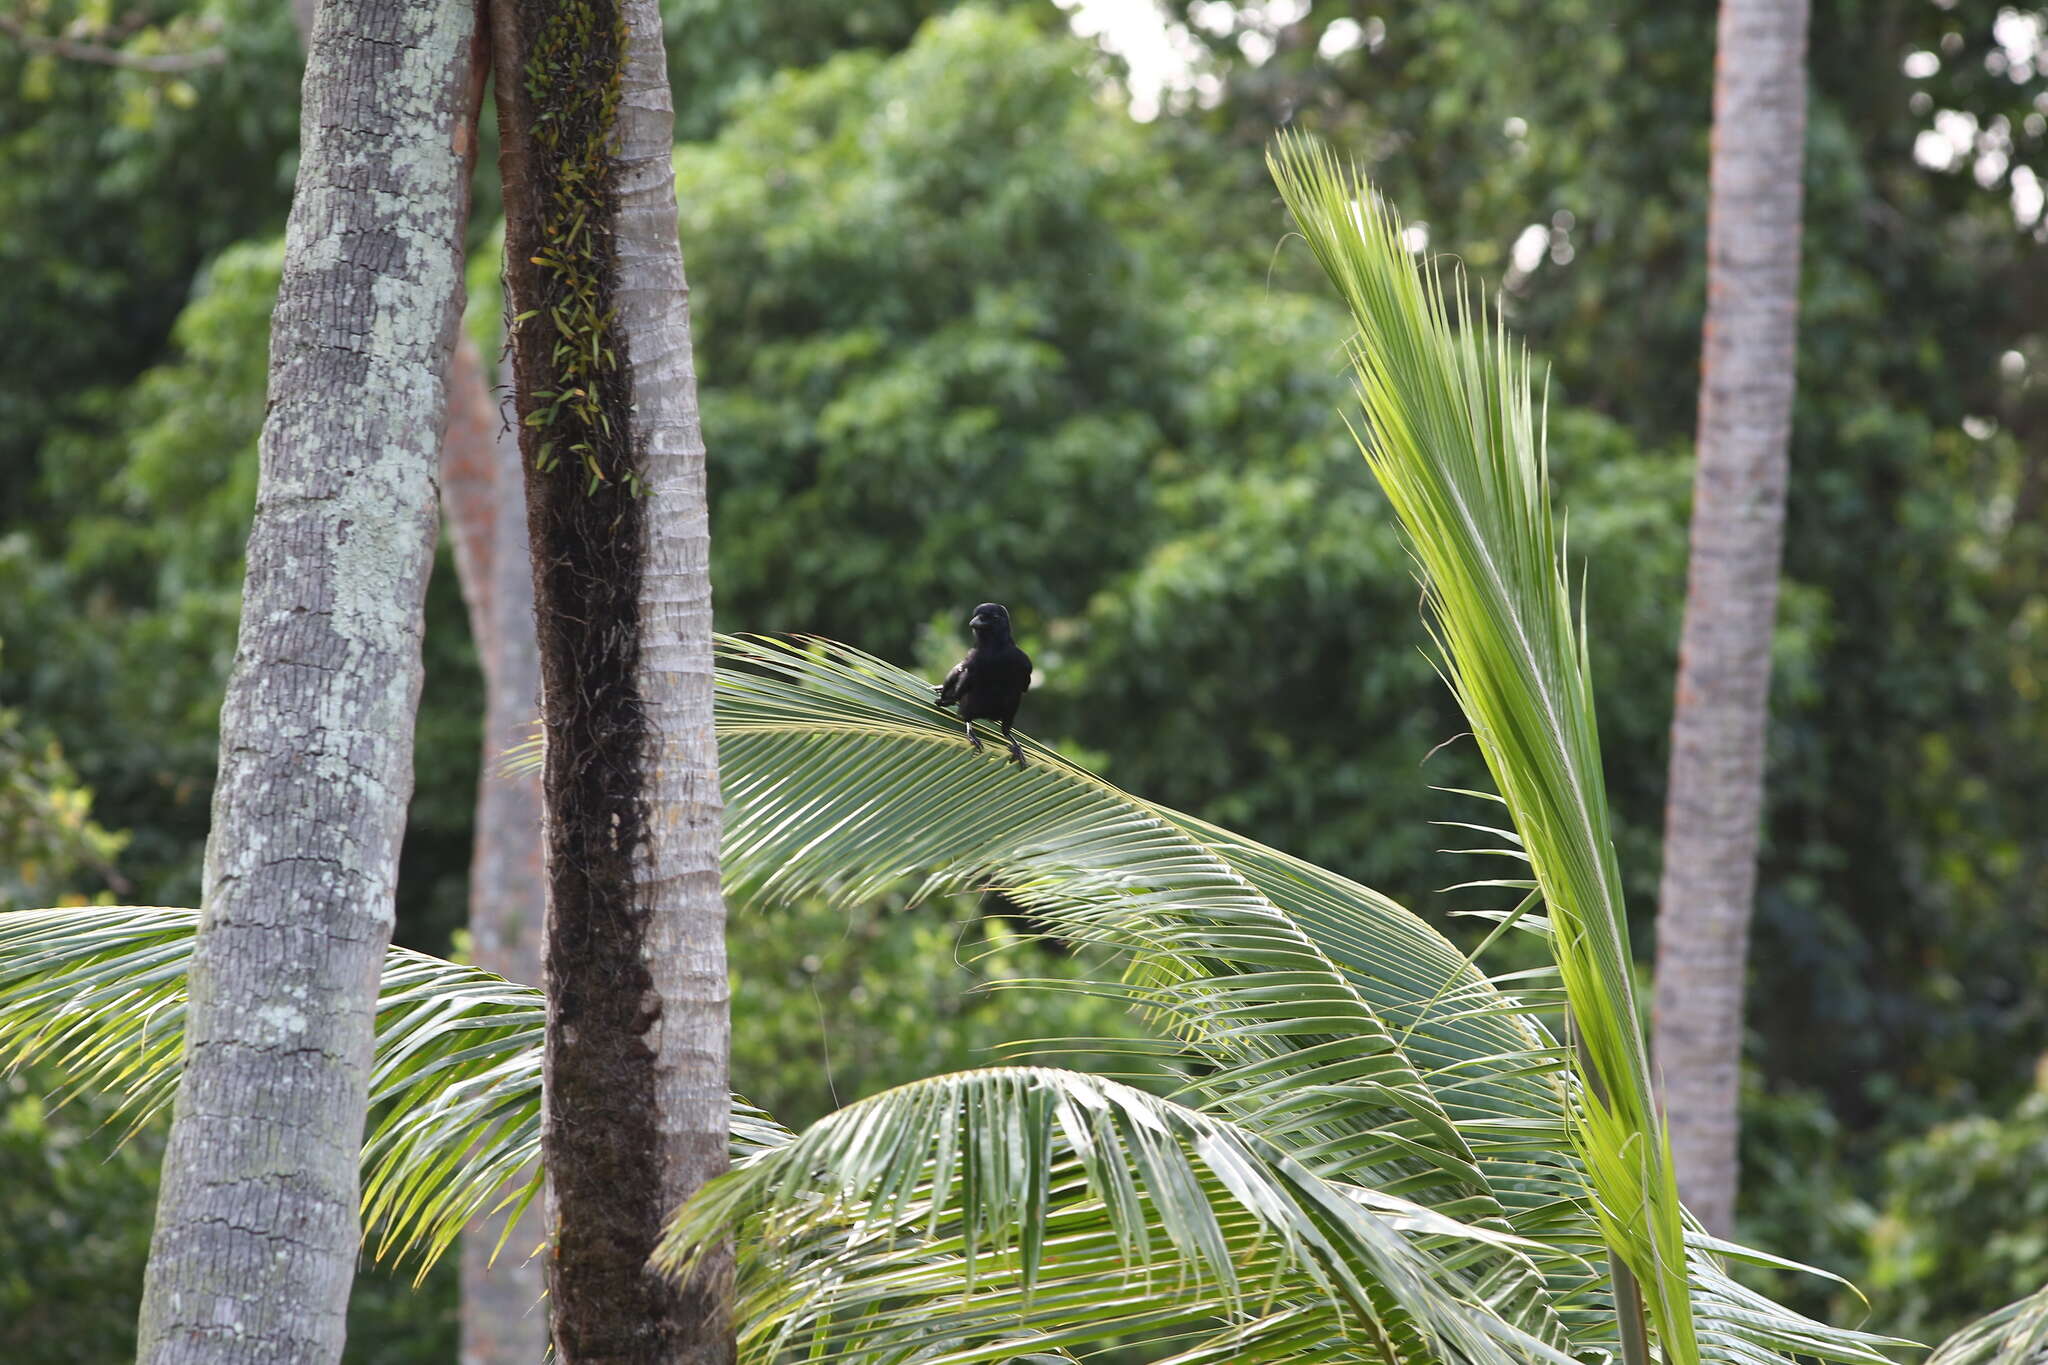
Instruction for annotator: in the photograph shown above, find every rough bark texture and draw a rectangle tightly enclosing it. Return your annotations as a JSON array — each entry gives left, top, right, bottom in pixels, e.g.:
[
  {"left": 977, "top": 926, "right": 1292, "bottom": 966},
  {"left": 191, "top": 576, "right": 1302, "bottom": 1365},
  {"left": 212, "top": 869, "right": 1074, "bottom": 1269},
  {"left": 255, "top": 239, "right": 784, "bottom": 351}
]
[
  {"left": 134, "top": 0, "right": 478, "bottom": 1359},
  {"left": 1653, "top": 0, "right": 1811, "bottom": 1238},
  {"left": 613, "top": 5, "right": 733, "bottom": 1355},
  {"left": 441, "top": 337, "right": 554, "bottom": 1363},
  {"left": 490, "top": 0, "right": 731, "bottom": 1357}
]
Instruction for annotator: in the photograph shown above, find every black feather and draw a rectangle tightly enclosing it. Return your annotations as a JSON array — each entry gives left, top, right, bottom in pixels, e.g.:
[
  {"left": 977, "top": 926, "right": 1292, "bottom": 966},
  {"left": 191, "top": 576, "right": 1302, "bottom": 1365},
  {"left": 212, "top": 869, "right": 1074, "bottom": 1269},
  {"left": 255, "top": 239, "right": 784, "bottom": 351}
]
[{"left": 933, "top": 602, "right": 1032, "bottom": 765}]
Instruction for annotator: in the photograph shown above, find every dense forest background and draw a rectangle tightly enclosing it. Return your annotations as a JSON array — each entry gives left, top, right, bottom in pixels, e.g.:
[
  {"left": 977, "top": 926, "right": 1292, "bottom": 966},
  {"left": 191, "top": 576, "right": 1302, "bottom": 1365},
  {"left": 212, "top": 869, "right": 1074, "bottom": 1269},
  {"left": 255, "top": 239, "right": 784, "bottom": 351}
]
[{"left": 2, "top": 0, "right": 2045, "bottom": 1359}]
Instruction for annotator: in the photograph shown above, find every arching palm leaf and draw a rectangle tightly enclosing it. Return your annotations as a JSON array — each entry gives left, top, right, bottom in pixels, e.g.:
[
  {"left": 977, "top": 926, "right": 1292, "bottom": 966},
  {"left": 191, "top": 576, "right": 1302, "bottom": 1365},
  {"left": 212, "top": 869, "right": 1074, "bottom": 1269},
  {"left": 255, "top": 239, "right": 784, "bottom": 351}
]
[
  {"left": 698, "top": 637, "right": 1905, "bottom": 1365},
  {"left": 1926, "top": 1282, "right": 2048, "bottom": 1365},
  {"left": 654, "top": 1066, "right": 1572, "bottom": 1365},
  {"left": 715, "top": 635, "right": 1589, "bottom": 1330},
  {"left": 717, "top": 635, "right": 1566, "bottom": 1192},
  {"left": 0, "top": 905, "right": 791, "bottom": 1273}
]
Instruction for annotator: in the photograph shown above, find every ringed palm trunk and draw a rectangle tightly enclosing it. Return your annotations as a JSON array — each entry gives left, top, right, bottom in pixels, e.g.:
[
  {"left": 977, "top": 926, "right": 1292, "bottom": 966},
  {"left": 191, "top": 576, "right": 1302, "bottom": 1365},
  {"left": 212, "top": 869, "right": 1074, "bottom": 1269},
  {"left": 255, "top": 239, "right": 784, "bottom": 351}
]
[
  {"left": 1653, "top": 0, "right": 1811, "bottom": 1238},
  {"left": 489, "top": 0, "right": 732, "bottom": 1358},
  {"left": 441, "top": 340, "right": 553, "bottom": 1362},
  {"left": 134, "top": 0, "right": 480, "bottom": 1358}
]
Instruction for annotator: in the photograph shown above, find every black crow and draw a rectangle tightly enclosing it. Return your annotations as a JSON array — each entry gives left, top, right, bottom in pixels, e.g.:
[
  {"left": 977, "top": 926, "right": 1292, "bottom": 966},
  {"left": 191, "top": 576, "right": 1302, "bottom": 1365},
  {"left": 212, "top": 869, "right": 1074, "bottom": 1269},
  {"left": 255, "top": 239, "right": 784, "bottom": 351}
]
[{"left": 934, "top": 602, "right": 1032, "bottom": 765}]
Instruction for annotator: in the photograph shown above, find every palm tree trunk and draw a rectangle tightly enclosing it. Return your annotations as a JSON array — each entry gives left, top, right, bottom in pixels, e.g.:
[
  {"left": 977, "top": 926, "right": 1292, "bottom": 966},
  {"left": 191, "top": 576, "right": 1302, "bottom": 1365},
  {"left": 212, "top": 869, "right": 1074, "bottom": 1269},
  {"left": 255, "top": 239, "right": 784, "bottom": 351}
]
[
  {"left": 489, "top": 0, "right": 731, "bottom": 1356},
  {"left": 1653, "top": 0, "right": 1811, "bottom": 1238},
  {"left": 442, "top": 337, "right": 554, "bottom": 1362},
  {"left": 134, "top": 0, "right": 480, "bottom": 1358}
]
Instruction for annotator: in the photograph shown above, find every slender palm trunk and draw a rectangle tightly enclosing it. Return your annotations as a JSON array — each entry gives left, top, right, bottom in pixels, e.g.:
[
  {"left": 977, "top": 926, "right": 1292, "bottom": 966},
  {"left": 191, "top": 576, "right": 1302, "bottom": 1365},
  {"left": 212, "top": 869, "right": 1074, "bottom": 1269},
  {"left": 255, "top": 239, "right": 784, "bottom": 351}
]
[
  {"left": 134, "top": 0, "right": 479, "bottom": 1358},
  {"left": 490, "top": 0, "right": 731, "bottom": 1356},
  {"left": 441, "top": 337, "right": 553, "bottom": 1362},
  {"left": 1653, "top": 0, "right": 1811, "bottom": 1238}
]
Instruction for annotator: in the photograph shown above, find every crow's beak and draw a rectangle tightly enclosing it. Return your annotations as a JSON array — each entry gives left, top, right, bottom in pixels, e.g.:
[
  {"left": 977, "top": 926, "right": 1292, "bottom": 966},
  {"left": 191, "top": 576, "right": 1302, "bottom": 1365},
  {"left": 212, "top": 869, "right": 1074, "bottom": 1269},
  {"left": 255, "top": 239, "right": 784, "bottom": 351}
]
[{"left": 970, "top": 614, "right": 992, "bottom": 628}]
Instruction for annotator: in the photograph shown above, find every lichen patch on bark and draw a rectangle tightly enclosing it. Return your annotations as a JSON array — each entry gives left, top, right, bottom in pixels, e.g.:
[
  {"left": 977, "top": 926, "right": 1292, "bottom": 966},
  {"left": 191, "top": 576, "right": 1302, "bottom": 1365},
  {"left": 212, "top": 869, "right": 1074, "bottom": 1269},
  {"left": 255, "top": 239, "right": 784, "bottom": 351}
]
[{"left": 135, "top": 1, "right": 481, "bottom": 1361}]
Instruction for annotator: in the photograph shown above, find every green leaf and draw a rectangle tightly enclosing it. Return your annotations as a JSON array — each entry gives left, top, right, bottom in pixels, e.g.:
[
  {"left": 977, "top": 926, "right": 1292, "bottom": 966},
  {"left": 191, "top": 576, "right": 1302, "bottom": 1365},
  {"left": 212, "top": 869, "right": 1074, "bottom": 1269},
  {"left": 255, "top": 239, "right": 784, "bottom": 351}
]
[
  {"left": 0, "top": 906, "right": 790, "bottom": 1273},
  {"left": 656, "top": 1066, "right": 1573, "bottom": 1365},
  {"left": 1926, "top": 1282, "right": 2048, "bottom": 1365},
  {"left": 1267, "top": 133, "right": 1694, "bottom": 1365},
  {"left": 683, "top": 635, "right": 1900, "bottom": 1365}
]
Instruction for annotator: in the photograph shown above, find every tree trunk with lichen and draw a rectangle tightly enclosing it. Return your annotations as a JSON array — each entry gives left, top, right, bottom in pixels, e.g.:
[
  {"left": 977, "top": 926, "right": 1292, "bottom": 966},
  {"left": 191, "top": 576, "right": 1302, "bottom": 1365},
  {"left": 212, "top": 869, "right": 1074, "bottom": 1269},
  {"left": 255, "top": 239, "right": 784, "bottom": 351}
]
[
  {"left": 489, "top": 0, "right": 731, "bottom": 1358},
  {"left": 1653, "top": 0, "right": 1810, "bottom": 1239},
  {"left": 441, "top": 339, "right": 554, "bottom": 1363},
  {"left": 133, "top": 0, "right": 479, "bottom": 1359}
]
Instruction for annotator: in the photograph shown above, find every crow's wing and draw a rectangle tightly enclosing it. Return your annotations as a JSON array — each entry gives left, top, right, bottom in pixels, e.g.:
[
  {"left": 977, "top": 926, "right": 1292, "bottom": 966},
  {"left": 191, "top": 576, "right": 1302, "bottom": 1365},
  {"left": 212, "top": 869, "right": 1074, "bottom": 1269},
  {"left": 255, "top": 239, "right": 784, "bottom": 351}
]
[{"left": 935, "top": 656, "right": 970, "bottom": 706}]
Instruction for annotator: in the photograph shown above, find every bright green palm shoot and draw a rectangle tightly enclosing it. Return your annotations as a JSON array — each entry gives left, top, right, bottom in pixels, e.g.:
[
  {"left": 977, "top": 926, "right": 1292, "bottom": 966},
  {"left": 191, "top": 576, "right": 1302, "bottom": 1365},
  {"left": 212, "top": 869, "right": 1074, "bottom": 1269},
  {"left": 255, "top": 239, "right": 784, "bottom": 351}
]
[{"left": 1268, "top": 132, "right": 1697, "bottom": 1365}]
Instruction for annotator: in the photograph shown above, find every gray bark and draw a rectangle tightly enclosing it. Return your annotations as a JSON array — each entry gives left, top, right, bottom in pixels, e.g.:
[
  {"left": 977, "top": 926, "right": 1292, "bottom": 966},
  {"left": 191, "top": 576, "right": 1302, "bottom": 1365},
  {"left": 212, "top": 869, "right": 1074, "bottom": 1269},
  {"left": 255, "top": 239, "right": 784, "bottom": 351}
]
[
  {"left": 441, "top": 337, "right": 553, "bottom": 1363},
  {"left": 1652, "top": 0, "right": 1811, "bottom": 1238},
  {"left": 134, "top": 0, "right": 479, "bottom": 1359},
  {"left": 614, "top": 3, "right": 733, "bottom": 1353},
  {"left": 489, "top": 0, "right": 730, "bottom": 1357}
]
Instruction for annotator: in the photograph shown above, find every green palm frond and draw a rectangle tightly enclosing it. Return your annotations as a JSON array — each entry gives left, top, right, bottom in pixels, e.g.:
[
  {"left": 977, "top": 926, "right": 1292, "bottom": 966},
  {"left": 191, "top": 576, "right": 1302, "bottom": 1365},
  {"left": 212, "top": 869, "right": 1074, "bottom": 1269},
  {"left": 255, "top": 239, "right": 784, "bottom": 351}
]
[
  {"left": 655, "top": 1065, "right": 1572, "bottom": 1365},
  {"left": 1670, "top": 1229, "right": 1912, "bottom": 1365},
  {"left": 1267, "top": 133, "right": 1693, "bottom": 1363},
  {"left": 716, "top": 634, "right": 1565, "bottom": 1173},
  {"left": 0, "top": 905, "right": 792, "bottom": 1273},
  {"left": 702, "top": 635, "right": 1904, "bottom": 1365},
  {"left": 0, "top": 906, "right": 195, "bottom": 1126},
  {"left": 1927, "top": 1282, "right": 2048, "bottom": 1365},
  {"left": 715, "top": 636, "right": 1591, "bottom": 1312}
]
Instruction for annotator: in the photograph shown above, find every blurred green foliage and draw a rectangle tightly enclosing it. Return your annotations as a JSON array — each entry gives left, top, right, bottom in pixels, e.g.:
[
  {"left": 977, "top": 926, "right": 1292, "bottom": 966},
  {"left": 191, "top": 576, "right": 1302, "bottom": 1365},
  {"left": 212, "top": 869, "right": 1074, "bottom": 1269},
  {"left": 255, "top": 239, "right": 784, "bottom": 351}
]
[
  {"left": 1868, "top": 1068, "right": 2048, "bottom": 1344},
  {"left": 656, "top": 0, "right": 1043, "bottom": 139},
  {"left": 731, "top": 894, "right": 1164, "bottom": 1133},
  {"left": 1, "top": 0, "right": 2044, "bottom": 1357},
  {"left": 0, "top": 0, "right": 302, "bottom": 504},
  {"left": 0, "top": 653, "right": 126, "bottom": 910},
  {"left": 0, "top": 1080, "right": 161, "bottom": 1364},
  {"left": 679, "top": 9, "right": 1209, "bottom": 648},
  {"left": 0, "top": 641, "right": 148, "bottom": 1359}
]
